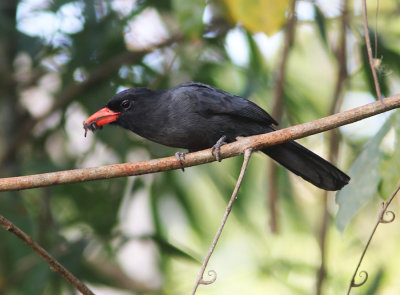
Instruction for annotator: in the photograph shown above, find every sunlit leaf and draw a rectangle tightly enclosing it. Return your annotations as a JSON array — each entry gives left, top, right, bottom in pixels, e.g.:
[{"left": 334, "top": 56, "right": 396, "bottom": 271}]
[{"left": 222, "top": 0, "right": 289, "bottom": 35}]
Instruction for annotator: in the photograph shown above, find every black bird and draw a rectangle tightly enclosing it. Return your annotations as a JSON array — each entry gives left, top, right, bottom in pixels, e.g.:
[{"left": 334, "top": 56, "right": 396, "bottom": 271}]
[{"left": 84, "top": 82, "right": 350, "bottom": 191}]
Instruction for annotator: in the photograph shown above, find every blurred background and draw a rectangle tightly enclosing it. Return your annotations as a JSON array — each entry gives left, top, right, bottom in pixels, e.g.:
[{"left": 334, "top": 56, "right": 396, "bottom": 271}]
[{"left": 1, "top": 0, "right": 400, "bottom": 294}]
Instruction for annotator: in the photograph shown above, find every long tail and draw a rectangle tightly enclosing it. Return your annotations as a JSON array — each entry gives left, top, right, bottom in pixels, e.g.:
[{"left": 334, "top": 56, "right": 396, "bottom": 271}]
[{"left": 263, "top": 141, "right": 350, "bottom": 191}]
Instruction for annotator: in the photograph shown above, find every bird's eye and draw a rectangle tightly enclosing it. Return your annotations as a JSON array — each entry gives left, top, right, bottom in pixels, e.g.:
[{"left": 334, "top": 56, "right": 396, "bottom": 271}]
[{"left": 121, "top": 100, "right": 131, "bottom": 110}]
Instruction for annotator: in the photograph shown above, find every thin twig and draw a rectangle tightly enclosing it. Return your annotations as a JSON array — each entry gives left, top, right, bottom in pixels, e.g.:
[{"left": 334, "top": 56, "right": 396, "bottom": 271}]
[
  {"left": 346, "top": 3, "right": 388, "bottom": 290},
  {"left": 0, "top": 94, "right": 397, "bottom": 192},
  {"left": 346, "top": 4, "right": 388, "bottom": 290},
  {"left": 315, "top": 1, "right": 348, "bottom": 293},
  {"left": 0, "top": 215, "right": 95, "bottom": 295},
  {"left": 362, "top": 0, "right": 383, "bottom": 102},
  {"left": 346, "top": 182, "right": 400, "bottom": 294},
  {"left": 191, "top": 149, "right": 253, "bottom": 295},
  {"left": 268, "top": 0, "right": 297, "bottom": 233}
]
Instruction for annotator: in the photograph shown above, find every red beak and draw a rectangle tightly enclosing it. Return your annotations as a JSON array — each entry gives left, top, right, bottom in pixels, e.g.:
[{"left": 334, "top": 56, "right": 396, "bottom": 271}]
[
  {"left": 83, "top": 107, "right": 121, "bottom": 136},
  {"left": 84, "top": 107, "right": 121, "bottom": 127}
]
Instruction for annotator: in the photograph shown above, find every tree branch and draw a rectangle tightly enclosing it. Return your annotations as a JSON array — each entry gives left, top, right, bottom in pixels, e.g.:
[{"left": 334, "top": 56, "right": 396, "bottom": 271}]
[
  {"left": 0, "top": 215, "right": 94, "bottom": 295},
  {"left": 0, "top": 94, "right": 398, "bottom": 192}
]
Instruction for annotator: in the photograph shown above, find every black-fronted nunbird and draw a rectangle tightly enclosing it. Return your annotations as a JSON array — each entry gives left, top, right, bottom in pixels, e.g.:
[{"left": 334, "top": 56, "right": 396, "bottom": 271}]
[{"left": 84, "top": 82, "right": 350, "bottom": 191}]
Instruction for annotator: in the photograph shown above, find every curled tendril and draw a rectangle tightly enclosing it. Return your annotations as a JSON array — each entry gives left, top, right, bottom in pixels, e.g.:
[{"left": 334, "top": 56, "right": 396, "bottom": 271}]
[
  {"left": 351, "top": 271, "right": 368, "bottom": 288},
  {"left": 380, "top": 210, "right": 395, "bottom": 223},
  {"left": 199, "top": 270, "right": 217, "bottom": 285}
]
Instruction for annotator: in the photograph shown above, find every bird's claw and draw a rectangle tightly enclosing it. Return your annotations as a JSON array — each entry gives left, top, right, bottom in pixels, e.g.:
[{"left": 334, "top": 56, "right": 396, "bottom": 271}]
[
  {"left": 175, "top": 152, "right": 187, "bottom": 172},
  {"left": 211, "top": 135, "right": 227, "bottom": 162}
]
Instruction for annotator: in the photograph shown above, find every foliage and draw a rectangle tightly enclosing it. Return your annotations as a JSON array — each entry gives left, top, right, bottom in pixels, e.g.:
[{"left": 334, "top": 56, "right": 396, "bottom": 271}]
[
  {"left": 336, "top": 116, "right": 391, "bottom": 233},
  {"left": 221, "top": 0, "right": 290, "bottom": 35},
  {"left": 1, "top": 0, "right": 400, "bottom": 294}
]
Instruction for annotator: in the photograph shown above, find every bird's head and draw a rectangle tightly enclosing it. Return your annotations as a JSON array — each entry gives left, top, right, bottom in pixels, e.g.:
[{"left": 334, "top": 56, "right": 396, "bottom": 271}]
[{"left": 83, "top": 87, "right": 154, "bottom": 136}]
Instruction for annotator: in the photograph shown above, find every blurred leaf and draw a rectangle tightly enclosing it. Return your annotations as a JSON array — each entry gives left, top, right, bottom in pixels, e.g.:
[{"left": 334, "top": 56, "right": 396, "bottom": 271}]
[
  {"left": 54, "top": 180, "right": 125, "bottom": 237},
  {"left": 242, "top": 32, "right": 269, "bottom": 97},
  {"left": 17, "top": 33, "right": 43, "bottom": 59},
  {"left": 164, "top": 172, "right": 205, "bottom": 236},
  {"left": 276, "top": 165, "right": 307, "bottom": 231},
  {"left": 336, "top": 117, "right": 392, "bottom": 233},
  {"left": 18, "top": 262, "right": 50, "bottom": 295},
  {"left": 283, "top": 83, "right": 323, "bottom": 124},
  {"left": 68, "top": 8, "right": 126, "bottom": 73},
  {"left": 172, "top": 0, "right": 205, "bottom": 37},
  {"left": 222, "top": 0, "right": 289, "bottom": 35},
  {"left": 150, "top": 234, "right": 199, "bottom": 263},
  {"left": 148, "top": 174, "right": 169, "bottom": 273},
  {"left": 313, "top": 4, "right": 327, "bottom": 46},
  {"left": 364, "top": 268, "right": 384, "bottom": 295},
  {"left": 379, "top": 111, "right": 400, "bottom": 199},
  {"left": 193, "top": 62, "right": 221, "bottom": 86},
  {"left": 147, "top": 0, "right": 172, "bottom": 11},
  {"left": 0, "top": 194, "right": 35, "bottom": 271},
  {"left": 258, "top": 257, "right": 314, "bottom": 295},
  {"left": 212, "top": 62, "right": 247, "bottom": 94}
]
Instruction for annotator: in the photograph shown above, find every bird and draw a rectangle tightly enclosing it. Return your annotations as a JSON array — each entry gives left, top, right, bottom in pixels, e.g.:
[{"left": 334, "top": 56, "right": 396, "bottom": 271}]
[{"left": 83, "top": 82, "right": 350, "bottom": 191}]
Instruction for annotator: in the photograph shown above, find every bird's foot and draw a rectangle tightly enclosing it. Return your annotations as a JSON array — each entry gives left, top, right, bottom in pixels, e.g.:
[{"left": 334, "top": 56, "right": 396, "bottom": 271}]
[
  {"left": 175, "top": 152, "right": 187, "bottom": 172},
  {"left": 211, "top": 135, "right": 227, "bottom": 162}
]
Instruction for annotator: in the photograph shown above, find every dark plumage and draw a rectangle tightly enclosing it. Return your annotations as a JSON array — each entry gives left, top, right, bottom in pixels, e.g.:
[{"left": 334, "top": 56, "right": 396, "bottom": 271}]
[{"left": 84, "top": 82, "right": 350, "bottom": 190}]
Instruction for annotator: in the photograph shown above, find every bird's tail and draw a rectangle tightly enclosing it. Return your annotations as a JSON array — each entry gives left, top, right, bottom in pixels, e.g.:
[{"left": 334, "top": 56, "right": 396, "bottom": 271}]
[{"left": 262, "top": 141, "right": 350, "bottom": 191}]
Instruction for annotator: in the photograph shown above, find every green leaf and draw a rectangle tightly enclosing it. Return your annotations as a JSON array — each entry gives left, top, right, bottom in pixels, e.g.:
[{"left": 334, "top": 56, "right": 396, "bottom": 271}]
[
  {"left": 364, "top": 268, "right": 384, "bottom": 295},
  {"left": 313, "top": 4, "right": 327, "bottom": 46},
  {"left": 54, "top": 179, "right": 125, "bottom": 237},
  {"left": 242, "top": 32, "right": 269, "bottom": 98},
  {"left": 150, "top": 234, "right": 199, "bottom": 263},
  {"left": 147, "top": 0, "right": 172, "bottom": 11},
  {"left": 336, "top": 117, "right": 392, "bottom": 233},
  {"left": 222, "top": 0, "right": 289, "bottom": 35},
  {"left": 172, "top": 0, "right": 205, "bottom": 37},
  {"left": 378, "top": 111, "right": 400, "bottom": 199}
]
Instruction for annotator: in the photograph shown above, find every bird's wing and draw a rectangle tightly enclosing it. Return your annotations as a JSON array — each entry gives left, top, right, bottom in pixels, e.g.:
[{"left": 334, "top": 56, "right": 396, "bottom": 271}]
[{"left": 178, "top": 82, "right": 278, "bottom": 125}]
